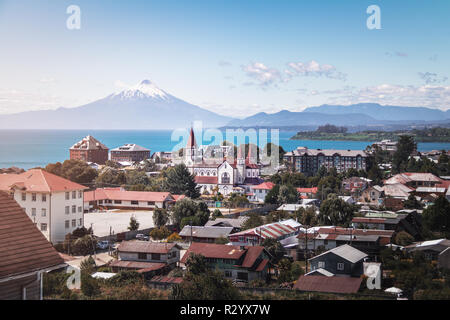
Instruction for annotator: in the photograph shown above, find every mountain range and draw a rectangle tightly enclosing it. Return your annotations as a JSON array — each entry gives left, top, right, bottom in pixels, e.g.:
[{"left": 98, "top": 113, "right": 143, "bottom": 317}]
[{"left": 0, "top": 81, "right": 449, "bottom": 130}]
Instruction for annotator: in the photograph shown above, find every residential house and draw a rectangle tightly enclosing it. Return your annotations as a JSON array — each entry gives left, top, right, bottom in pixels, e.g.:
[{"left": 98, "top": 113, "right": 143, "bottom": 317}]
[
  {"left": 308, "top": 244, "right": 368, "bottom": 277},
  {"left": 297, "top": 187, "right": 318, "bottom": 199},
  {"left": 204, "top": 216, "right": 249, "bottom": 232},
  {"left": 405, "top": 239, "right": 450, "bottom": 261},
  {"left": 151, "top": 151, "right": 173, "bottom": 163},
  {"left": 110, "top": 241, "right": 181, "bottom": 277},
  {"left": 70, "top": 135, "right": 109, "bottom": 164},
  {"left": 294, "top": 275, "right": 362, "bottom": 294},
  {"left": 179, "top": 226, "right": 234, "bottom": 243},
  {"left": 249, "top": 182, "right": 275, "bottom": 203},
  {"left": 384, "top": 172, "right": 441, "bottom": 189},
  {"left": 360, "top": 185, "right": 384, "bottom": 207},
  {"left": 229, "top": 220, "right": 300, "bottom": 246},
  {"left": 84, "top": 187, "right": 176, "bottom": 211},
  {"left": 341, "top": 177, "right": 371, "bottom": 195},
  {"left": 0, "top": 169, "right": 88, "bottom": 243},
  {"left": 180, "top": 243, "right": 271, "bottom": 282},
  {"left": 0, "top": 191, "right": 66, "bottom": 300}
]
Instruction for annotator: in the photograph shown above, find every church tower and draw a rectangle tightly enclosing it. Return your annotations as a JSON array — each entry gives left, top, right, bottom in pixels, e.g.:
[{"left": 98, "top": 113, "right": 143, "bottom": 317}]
[
  {"left": 185, "top": 127, "right": 197, "bottom": 165},
  {"left": 237, "top": 145, "right": 245, "bottom": 184}
]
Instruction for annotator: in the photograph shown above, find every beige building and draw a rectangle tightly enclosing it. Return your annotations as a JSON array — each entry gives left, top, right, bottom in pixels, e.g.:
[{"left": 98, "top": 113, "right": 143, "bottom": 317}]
[{"left": 0, "top": 169, "right": 88, "bottom": 243}]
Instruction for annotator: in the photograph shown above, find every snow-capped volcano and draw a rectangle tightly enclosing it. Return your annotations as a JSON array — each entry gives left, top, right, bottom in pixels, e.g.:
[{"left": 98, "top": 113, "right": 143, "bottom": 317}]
[
  {"left": 0, "top": 79, "right": 233, "bottom": 129},
  {"left": 112, "top": 79, "right": 170, "bottom": 101}
]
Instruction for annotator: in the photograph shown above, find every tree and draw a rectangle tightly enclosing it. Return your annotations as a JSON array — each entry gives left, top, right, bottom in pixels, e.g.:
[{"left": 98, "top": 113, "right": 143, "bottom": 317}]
[
  {"left": 153, "top": 208, "right": 169, "bottom": 228},
  {"left": 264, "top": 184, "right": 280, "bottom": 204},
  {"left": 422, "top": 196, "right": 450, "bottom": 237},
  {"left": 163, "top": 164, "right": 200, "bottom": 198},
  {"left": 296, "top": 206, "right": 318, "bottom": 226},
  {"left": 241, "top": 213, "right": 264, "bottom": 230},
  {"left": 211, "top": 209, "right": 223, "bottom": 220},
  {"left": 185, "top": 253, "right": 209, "bottom": 275},
  {"left": 277, "top": 184, "right": 299, "bottom": 204},
  {"left": 403, "top": 194, "right": 423, "bottom": 209},
  {"left": 394, "top": 231, "right": 414, "bottom": 246},
  {"left": 80, "top": 256, "right": 96, "bottom": 275},
  {"left": 96, "top": 169, "right": 126, "bottom": 188},
  {"left": 80, "top": 273, "right": 100, "bottom": 297},
  {"left": 45, "top": 159, "right": 98, "bottom": 184},
  {"left": 150, "top": 226, "right": 171, "bottom": 240},
  {"left": 128, "top": 215, "right": 140, "bottom": 231},
  {"left": 318, "top": 194, "right": 354, "bottom": 226},
  {"left": 262, "top": 238, "right": 285, "bottom": 264},
  {"left": 167, "top": 232, "right": 182, "bottom": 243},
  {"left": 226, "top": 193, "right": 249, "bottom": 208},
  {"left": 393, "top": 135, "right": 417, "bottom": 173},
  {"left": 125, "top": 170, "right": 150, "bottom": 186},
  {"left": 171, "top": 198, "right": 210, "bottom": 228}
]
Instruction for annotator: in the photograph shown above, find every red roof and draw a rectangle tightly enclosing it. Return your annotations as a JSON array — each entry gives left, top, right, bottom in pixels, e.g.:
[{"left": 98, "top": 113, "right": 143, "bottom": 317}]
[
  {"left": 255, "top": 259, "right": 269, "bottom": 272},
  {"left": 84, "top": 188, "right": 173, "bottom": 202},
  {"left": 294, "top": 275, "right": 362, "bottom": 294},
  {"left": 195, "top": 176, "right": 218, "bottom": 184},
  {"left": 352, "top": 217, "right": 386, "bottom": 224},
  {"left": 186, "top": 127, "right": 197, "bottom": 148},
  {"left": 110, "top": 260, "right": 166, "bottom": 271},
  {"left": 118, "top": 241, "right": 178, "bottom": 254},
  {"left": 252, "top": 182, "right": 275, "bottom": 190},
  {"left": 0, "top": 191, "right": 65, "bottom": 278},
  {"left": 0, "top": 169, "right": 88, "bottom": 193},
  {"left": 297, "top": 187, "right": 318, "bottom": 194}
]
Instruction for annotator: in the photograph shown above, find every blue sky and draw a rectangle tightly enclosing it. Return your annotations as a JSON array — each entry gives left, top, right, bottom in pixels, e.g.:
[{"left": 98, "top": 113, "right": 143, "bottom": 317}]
[{"left": 0, "top": 0, "right": 449, "bottom": 117}]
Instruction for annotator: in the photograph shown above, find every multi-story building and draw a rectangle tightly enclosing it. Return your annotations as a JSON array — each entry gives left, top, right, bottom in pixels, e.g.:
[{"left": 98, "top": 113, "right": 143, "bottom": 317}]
[
  {"left": 110, "top": 144, "right": 151, "bottom": 163},
  {"left": 371, "top": 139, "right": 398, "bottom": 153},
  {"left": 284, "top": 147, "right": 368, "bottom": 174},
  {"left": 0, "top": 169, "right": 87, "bottom": 243},
  {"left": 70, "top": 135, "right": 109, "bottom": 164}
]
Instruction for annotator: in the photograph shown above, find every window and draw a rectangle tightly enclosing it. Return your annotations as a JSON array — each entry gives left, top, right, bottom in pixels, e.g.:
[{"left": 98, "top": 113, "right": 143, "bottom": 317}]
[
  {"left": 79, "top": 218, "right": 82, "bottom": 226},
  {"left": 21, "top": 193, "right": 26, "bottom": 201},
  {"left": 138, "top": 253, "right": 147, "bottom": 260},
  {"left": 72, "top": 220, "right": 76, "bottom": 227},
  {"left": 72, "top": 191, "right": 76, "bottom": 199},
  {"left": 65, "top": 192, "right": 70, "bottom": 200},
  {"left": 31, "top": 208, "right": 36, "bottom": 216},
  {"left": 152, "top": 253, "right": 161, "bottom": 261},
  {"left": 42, "top": 194, "right": 46, "bottom": 202},
  {"left": 148, "top": 201, "right": 155, "bottom": 206},
  {"left": 114, "top": 200, "right": 122, "bottom": 204},
  {"left": 78, "top": 206, "right": 82, "bottom": 213},
  {"left": 337, "top": 263, "right": 345, "bottom": 271},
  {"left": 131, "top": 200, "right": 139, "bottom": 205},
  {"left": 318, "top": 261, "right": 325, "bottom": 268},
  {"left": 72, "top": 205, "right": 76, "bottom": 213},
  {"left": 65, "top": 220, "right": 70, "bottom": 229},
  {"left": 78, "top": 191, "right": 83, "bottom": 198},
  {"left": 224, "top": 271, "right": 232, "bottom": 278},
  {"left": 221, "top": 172, "right": 230, "bottom": 184},
  {"left": 32, "top": 193, "right": 37, "bottom": 201},
  {"left": 41, "top": 223, "right": 47, "bottom": 231},
  {"left": 65, "top": 206, "right": 70, "bottom": 214},
  {"left": 41, "top": 208, "right": 46, "bottom": 217}
]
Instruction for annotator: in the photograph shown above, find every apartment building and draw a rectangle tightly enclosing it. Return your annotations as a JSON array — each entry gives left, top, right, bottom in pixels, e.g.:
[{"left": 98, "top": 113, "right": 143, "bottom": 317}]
[
  {"left": 110, "top": 144, "right": 151, "bottom": 163},
  {"left": 0, "top": 169, "right": 88, "bottom": 243},
  {"left": 70, "top": 135, "right": 109, "bottom": 164},
  {"left": 284, "top": 147, "right": 368, "bottom": 174}
]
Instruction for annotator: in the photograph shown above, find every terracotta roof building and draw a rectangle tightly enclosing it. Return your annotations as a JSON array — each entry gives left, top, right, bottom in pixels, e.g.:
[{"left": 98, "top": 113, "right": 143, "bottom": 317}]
[
  {"left": 294, "top": 275, "right": 362, "bottom": 294},
  {"left": 0, "top": 169, "right": 88, "bottom": 243},
  {"left": 70, "top": 135, "right": 109, "bottom": 164},
  {"left": 0, "top": 191, "right": 65, "bottom": 300}
]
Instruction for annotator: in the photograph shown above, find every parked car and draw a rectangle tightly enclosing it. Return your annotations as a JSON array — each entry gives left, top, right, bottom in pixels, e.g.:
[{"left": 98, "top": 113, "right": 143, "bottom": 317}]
[
  {"left": 97, "top": 240, "right": 110, "bottom": 250},
  {"left": 136, "top": 234, "right": 149, "bottom": 241}
]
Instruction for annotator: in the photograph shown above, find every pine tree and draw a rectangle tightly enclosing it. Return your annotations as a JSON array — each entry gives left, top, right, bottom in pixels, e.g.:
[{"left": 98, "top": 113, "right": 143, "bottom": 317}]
[{"left": 163, "top": 164, "right": 200, "bottom": 198}]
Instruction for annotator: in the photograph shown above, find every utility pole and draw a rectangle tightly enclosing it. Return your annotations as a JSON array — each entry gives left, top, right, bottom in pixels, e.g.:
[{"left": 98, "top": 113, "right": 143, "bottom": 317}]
[{"left": 304, "top": 225, "right": 309, "bottom": 274}]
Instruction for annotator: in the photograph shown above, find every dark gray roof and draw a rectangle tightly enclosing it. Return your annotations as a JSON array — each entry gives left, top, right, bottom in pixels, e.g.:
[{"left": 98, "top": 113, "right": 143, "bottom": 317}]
[
  {"left": 205, "top": 217, "right": 248, "bottom": 228},
  {"left": 179, "top": 226, "right": 233, "bottom": 239},
  {"left": 311, "top": 244, "right": 368, "bottom": 263}
]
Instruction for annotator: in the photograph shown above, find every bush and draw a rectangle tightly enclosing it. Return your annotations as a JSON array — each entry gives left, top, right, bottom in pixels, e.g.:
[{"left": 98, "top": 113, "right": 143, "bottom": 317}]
[
  {"left": 150, "top": 226, "right": 171, "bottom": 240},
  {"left": 167, "top": 232, "right": 182, "bottom": 243}
]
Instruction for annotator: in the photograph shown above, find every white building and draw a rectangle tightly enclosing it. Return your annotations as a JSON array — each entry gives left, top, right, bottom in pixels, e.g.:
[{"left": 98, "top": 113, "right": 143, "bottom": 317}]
[{"left": 0, "top": 169, "right": 87, "bottom": 243}]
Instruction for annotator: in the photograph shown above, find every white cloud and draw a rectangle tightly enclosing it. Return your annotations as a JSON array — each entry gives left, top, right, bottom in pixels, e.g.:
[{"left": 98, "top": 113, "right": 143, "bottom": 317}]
[
  {"left": 418, "top": 72, "right": 448, "bottom": 85},
  {"left": 241, "top": 62, "right": 282, "bottom": 87},
  {"left": 287, "top": 60, "right": 347, "bottom": 80}
]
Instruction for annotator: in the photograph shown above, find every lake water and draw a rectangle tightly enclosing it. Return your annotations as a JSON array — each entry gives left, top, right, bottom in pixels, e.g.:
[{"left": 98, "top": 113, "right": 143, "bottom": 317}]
[{"left": 0, "top": 129, "right": 449, "bottom": 170}]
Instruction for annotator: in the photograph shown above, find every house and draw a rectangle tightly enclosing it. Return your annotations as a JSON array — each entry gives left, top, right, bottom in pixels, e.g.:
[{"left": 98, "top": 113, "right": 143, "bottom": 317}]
[
  {"left": 341, "top": 177, "right": 371, "bottom": 195},
  {"left": 228, "top": 220, "right": 300, "bottom": 246},
  {"left": 382, "top": 183, "right": 414, "bottom": 210},
  {"left": 151, "top": 151, "right": 173, "bottom": 163},
  {"left": 284, "top": 147, "right": 368, "bottom": 174},
  {"left": 204, "top": 216, "right": 249, "bottom": 232},
  {"left": 294, "top": 275, "right": 362, "bottom": 294},
  {"left": 297, "top": 227, "right": 394, "bottom": 257},
  {"left": 352, "top": 210, "right": 422, "bottom": 239},
  {"left": 0, "top": 191, "right": 66, "bottom": 300},
  {"left": 339, "top": 196, "right": 355, "bottom": 205},
  {"left": 70, "top": 135, "right": 109, "bottom": 164},
  {"left": 84, "top": 187, "right": 176, "bottom": 210},
  {"left": 371, "top": 140, "right": 398, "bottom": 153},
  {"left": 0, "top": 169, "right": 88, "bottom": 243},
  {"left": 360, "top": 185, "right": 384, "bottom": 207},
  {"left": 405, "top": 239, "right": 450, "bottom": 261},
  {"left": 179, "top": 226, "right": 234, "bottom": 243},
  {"left": 308, "top": 244, "right": 368, "bottom": 277},
  {"left": 111, "top": 144, "right": 151, "bottom": 163},
  {"left": 296, "top": 187, "right": 318, "bottom": 199},
  {"left": 110, "top": 241, "right": 181, "bottom": 277},
  {"left": 250, "top": 182, "right": 275, "bottom": 203},
  {"left": 180, "top": 243, "right": 271, "bottom": 282},
  {"left": 384, "top": 173, "right": 441, "bottom": 189}
]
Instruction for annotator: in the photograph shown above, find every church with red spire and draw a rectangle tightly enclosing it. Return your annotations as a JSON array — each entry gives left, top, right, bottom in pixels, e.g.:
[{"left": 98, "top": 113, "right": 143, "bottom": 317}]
[{"left": 182, "top": 128, "right": 262, "bottom": 196}]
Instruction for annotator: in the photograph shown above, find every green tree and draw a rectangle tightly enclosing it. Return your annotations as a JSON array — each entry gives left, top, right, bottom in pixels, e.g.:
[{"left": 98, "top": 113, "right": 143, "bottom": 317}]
[
  {"left": 150, "top": 226, "right": 171, "bottom": 240},
  {"left": 80, "top": 273, "right": 100, "bottom": 297},
  {"left": 394, "top": 231, "right": 415, "bottom": 246},
  {"left": 264, "top": 184, "right": 280, "bottom": 204},
  {"left": 226, "top": 193, "right": 250, "bottom": 208},
  {"left": 128, "top": 215, "right": 140, "bottom": 231},
  {"left": 262, "top": 238, "right": 285, "bottom": 264},
  {"left": 45, "top": 159, "right": 98, "bottom": 184},
  {"left": 211, "top": 209, "right": 223, "bottom": 220},
  {"left": 163, "top": 164, "right": 201, "bottom": 198},
  {"left": 422, "top": 196, "right": 450, "bottom": 237},
  {"left": 318, "top": 194, "right": 355, "bottom": 226},
  {"left": 403, "top": 194, "right": 423, "bottom": 209},
  {"left": 393, "top": 135, "right": 417, "bottom": 173},
  {"left": 95, "top": 169, "right": 126, "bottom": 187},
  {"left": 277, "top": 184, "right": 300, "bottom": 204},
  {"left": 153, "top": 208, "right": 169, "bottom": 228},
  {"left": 125, "top": 170, "right": 150, "bottom": 186},
  {"left": 171, "top": 198, "right": 210, "bottom": 228},
  {"left": 80, "top": 256, "right": 96, "bottom": 275}
]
